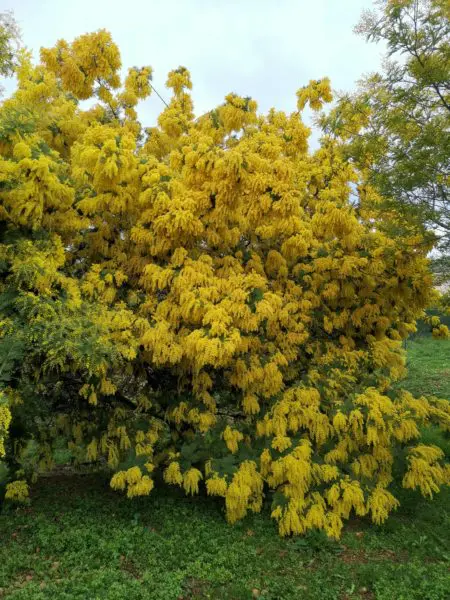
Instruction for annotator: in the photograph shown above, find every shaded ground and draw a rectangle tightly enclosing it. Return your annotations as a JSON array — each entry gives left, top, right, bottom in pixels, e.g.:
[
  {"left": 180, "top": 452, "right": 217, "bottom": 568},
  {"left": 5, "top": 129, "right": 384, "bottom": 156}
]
[
  {"left": 0, "top": 473, "right": 449, "bottom": 600},
  {"left": 0, "top": 337, "right": 449, "bottom": 600}
]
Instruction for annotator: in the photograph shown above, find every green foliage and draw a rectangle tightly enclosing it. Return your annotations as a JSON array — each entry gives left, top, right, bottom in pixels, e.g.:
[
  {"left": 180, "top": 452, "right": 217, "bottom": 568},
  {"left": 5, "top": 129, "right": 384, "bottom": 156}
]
[
  {"left": 322, "top": 0, "right": 450, "bottom": 278},
  {"left": 0, "top": 472, "right": 448, "bottom": 600},
  {"left": 0, "top": 11, "right": 20, "bottom": 84}
]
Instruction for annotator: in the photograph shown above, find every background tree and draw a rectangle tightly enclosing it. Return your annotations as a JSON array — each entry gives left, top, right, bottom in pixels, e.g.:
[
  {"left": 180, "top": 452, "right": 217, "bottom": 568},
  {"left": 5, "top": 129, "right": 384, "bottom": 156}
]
[
  {"left": 0, "top": 11, "right": 21, "bottom": 94},
  {"left": 321, "top": 0, "right": 450, "bottom": 281}
]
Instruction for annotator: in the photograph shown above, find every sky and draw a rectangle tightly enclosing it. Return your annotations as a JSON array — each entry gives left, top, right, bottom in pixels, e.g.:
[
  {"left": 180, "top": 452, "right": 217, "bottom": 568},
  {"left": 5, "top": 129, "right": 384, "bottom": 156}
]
[{"left": 3, "top": 0, "right": 384, "bottom": 134}]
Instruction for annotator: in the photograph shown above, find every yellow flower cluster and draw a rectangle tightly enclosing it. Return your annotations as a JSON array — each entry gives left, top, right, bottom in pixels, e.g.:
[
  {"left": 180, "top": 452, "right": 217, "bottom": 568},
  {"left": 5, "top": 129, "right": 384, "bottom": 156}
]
[
  {"left": 5, "top": 480, "right": 29, "bottom": 502},
  {"left": 225, "top": 461, "right": 263, "bottom": 523},
  {"left": 296, "top": 78, "right": 333, "bottom": 111},
  {"left": 206, "top": 475, "right": 228, "bottom": 497},
  {"left": 110, "top": 466, "right": 154, "bottom": 498},
  {"left": 223, "top": 426, "right": 244, "bottom": 454},
  {"left": 403, "top": 445, "right": 449, "bottom": 497},
  {"left": 1, "top": 29, "right": 448, "bottom": 538},
  {"left": 0, "top": 404, "right": 11, "bottom": 458}
]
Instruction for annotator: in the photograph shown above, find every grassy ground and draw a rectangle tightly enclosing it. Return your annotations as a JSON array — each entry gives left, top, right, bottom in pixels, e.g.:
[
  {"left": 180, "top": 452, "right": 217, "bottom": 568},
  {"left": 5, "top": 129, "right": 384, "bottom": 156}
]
[
  {"left": 0, "top": 337, "right": 449, "bottom": 600},
  {"left": 402, "top": 336, "right": 450, "bottom": 399}
]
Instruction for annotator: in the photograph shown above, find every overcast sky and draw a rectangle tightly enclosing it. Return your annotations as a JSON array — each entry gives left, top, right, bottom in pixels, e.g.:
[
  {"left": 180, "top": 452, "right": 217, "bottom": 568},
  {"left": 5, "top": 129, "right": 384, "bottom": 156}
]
[{"left": 4, "top": 0, "right": 384, "bottom": 134}]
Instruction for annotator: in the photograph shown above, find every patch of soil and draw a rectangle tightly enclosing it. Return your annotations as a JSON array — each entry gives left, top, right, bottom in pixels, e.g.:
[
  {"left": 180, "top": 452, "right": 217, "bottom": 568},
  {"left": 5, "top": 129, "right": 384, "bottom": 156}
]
[
  {"left": 372, "top": 548, "right": 409, "bottom": 562},
  {"left": 119, "top": 555, "right": 142, "bottom": 579},
  {"left": 179, "top": 577, "right": 210, "bottom": 599},
  {"left": 339, "top": 546, "right": 369, "bottom": 565}
]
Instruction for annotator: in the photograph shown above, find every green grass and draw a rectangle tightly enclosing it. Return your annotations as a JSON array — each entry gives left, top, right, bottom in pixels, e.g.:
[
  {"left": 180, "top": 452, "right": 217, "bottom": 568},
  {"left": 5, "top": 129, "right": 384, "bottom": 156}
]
[
  {"left": 0, "top": 336, "right": 449, "bottom": 600},
  {"left": 0, "top": 474, "right": 449, "bottom": 600},
  {"left": 401, "top": 336, "right": 450, "bottom": 399}
]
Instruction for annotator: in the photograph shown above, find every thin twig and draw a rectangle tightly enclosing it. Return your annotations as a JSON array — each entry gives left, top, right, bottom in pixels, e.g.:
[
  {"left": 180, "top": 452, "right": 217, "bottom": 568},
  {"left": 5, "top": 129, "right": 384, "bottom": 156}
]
[{"left": 150, "top": 83, "right": 169, "bottom": 108}]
